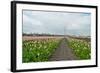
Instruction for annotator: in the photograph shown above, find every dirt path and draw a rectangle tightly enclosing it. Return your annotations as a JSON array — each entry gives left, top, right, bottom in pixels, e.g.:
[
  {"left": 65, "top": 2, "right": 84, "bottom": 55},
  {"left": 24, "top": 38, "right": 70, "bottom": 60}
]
[{"left": 49, "top": 38, "right": 78, "bottom": 61}]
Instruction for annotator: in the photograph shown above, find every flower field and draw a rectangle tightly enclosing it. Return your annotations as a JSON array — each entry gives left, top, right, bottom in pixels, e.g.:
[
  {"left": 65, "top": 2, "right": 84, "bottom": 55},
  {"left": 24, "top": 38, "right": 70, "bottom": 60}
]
[
  {"left": 22, "top": 36, "right": 91, "bottom": 63},
  {"left": 22, "top": 38, "right": 61, "bottom": 63},
  {"left": 68, "top": 38, "right": 91, "bottom": 59}
]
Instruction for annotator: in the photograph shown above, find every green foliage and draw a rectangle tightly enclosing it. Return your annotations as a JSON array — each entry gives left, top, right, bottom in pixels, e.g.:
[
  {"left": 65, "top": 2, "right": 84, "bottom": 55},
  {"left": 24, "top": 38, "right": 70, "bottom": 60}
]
[
  {"left": 68, "top": 38, "right": 91, "bottom": 59},
  {"left": 22, "top": 39, "right": 60, "bottom": 63}
]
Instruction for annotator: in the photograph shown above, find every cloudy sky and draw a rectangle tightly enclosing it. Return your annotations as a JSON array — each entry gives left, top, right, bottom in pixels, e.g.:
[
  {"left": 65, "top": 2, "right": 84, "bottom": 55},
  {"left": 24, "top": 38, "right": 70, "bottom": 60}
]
[{"left": 23, "top": 10, "right": 91, "bottom": 36}]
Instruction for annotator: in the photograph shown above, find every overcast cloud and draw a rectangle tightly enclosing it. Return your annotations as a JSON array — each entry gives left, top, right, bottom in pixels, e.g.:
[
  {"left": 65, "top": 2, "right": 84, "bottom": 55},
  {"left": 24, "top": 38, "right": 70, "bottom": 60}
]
[{"left": 23, "top": 10, "right": 91, "bottom": 36}]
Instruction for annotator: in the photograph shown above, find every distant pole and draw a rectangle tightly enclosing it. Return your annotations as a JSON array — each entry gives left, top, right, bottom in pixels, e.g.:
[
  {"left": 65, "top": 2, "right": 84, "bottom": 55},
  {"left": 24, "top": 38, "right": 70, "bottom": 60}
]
[{"left": 64, "top": 26, "right": 66, "bottom": 38}]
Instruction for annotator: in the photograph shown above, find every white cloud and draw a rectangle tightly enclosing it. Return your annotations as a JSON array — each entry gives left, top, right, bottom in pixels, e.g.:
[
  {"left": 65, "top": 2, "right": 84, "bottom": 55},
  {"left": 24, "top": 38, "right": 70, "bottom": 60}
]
[{"left": 23, "top": 13, "right": 46, "bottom": 33}]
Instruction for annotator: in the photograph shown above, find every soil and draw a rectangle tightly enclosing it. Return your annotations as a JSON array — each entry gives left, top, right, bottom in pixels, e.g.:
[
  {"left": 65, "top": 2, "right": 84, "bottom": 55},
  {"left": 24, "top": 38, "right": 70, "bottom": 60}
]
[
  {"left": 23, "top": 36, "right": 63, "bottom": 41},
  {"left": 49, "top": 38, "right": 78, "bottom": 61}
]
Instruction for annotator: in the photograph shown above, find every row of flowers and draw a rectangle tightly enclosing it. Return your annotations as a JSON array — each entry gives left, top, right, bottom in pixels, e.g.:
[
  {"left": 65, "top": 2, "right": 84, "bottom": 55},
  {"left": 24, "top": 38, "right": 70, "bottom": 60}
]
[
  {"left": 68, "top": 38, "right": 91, "bottom": 59},
  {"left": 22, "top": 38, "right": 61, "bottom": 63}
]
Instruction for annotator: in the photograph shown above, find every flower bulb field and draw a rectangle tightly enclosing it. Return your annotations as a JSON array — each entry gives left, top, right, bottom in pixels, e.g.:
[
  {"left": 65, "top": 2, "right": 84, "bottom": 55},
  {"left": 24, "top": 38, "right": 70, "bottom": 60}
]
[
  {"left": 22, "top": 37, "right": 61, "bottom": 62},
  {"left": 22, "top": 10, "right": 92, "bottom": 63},
  {"left": 22, "top": 36, "right": 91, "bottom": 63},
  {"left": 67, "top": 38, "right": 91, "bottom": 59}
]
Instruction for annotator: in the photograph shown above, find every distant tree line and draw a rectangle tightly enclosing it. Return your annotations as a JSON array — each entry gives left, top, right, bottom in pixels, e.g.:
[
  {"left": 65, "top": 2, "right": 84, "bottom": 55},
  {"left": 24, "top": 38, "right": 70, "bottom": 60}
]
[{"left": 23, "top": 33, "right": 65, "bottom": 36}]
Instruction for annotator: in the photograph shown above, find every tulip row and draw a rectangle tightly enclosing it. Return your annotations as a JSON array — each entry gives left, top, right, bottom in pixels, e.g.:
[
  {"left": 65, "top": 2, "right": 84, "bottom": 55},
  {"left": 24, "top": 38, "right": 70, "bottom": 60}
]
[
  {"left": 22, "top": 38, "right": 61, "bottom": 63},
  {"left": 68, "top": 38, "right": 91, "bottom": 59}
]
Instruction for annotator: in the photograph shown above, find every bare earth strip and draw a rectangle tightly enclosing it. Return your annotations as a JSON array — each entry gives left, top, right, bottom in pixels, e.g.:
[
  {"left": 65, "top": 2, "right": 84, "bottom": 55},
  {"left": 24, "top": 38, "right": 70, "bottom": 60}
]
[
  {"left": 23, "top": 36, "right": 63, "bottom": 41},
  {"left": 49, "top": 38, "right": 78, "bottom": 61}
]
